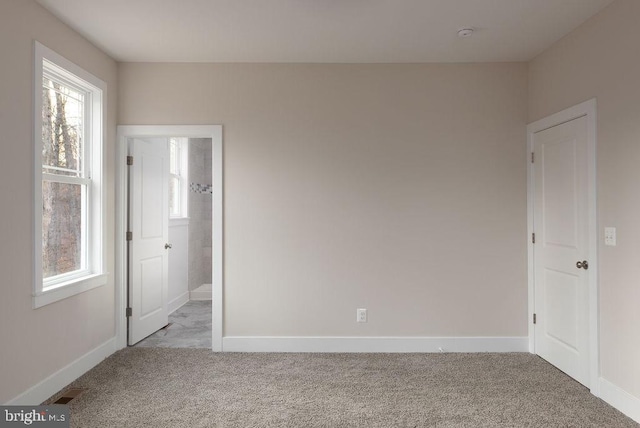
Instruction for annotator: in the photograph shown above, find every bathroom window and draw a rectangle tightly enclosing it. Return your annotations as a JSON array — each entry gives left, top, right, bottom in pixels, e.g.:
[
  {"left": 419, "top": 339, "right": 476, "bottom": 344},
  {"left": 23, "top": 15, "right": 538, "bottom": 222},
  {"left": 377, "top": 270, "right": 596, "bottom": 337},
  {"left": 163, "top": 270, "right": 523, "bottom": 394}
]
[
  {"left": 34, "top": 41, "right": 107, "bottom": 308},
  {"left": 169, "top": 137, "right": 189, "bottom": 218}
]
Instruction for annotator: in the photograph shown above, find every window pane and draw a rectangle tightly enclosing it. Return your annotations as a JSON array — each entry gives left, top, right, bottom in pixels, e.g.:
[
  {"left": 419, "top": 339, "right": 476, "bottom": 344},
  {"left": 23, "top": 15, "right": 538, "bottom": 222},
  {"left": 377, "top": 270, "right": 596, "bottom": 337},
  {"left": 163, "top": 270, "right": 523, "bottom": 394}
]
[
  {"left": 42, "top": 78, "right": 84, "bottom": 176},
  {"left": 169, "top": 139, "right": 178, "bottom": 174},
  {"left": 169, "top": 175, "right": 180, "bottom": 217},
  {"left": 42, "top": 181, "right": 85, "bottom": 279}
]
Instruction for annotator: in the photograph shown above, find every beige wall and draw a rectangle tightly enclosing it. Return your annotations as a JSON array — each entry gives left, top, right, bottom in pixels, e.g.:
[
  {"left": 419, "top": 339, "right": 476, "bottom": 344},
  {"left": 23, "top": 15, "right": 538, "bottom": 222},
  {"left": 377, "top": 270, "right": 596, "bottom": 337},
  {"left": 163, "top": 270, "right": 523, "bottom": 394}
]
[
  {"left": 529, "top": 0, "right": 640, "bottom": 400},
  {"left": 119, "top": 62, "right": 529, "bottom": 337},
  {"left": 0, "top": 0, "right": 117, "bottom": 403}
]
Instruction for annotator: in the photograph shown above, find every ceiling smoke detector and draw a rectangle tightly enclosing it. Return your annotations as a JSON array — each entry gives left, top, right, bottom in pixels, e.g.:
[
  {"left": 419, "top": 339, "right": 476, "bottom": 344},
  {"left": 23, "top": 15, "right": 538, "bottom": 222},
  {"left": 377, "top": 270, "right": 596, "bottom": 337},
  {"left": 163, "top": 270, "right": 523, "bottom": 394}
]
[{"left": 457, "top": 28, "right": 475, "bottom": 38}]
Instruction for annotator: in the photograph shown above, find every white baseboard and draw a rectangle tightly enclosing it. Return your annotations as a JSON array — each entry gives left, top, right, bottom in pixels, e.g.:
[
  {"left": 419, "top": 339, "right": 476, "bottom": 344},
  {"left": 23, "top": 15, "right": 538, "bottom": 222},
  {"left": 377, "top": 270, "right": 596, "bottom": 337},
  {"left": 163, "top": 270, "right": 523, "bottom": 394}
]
[
  {"left": 168, "top": 291, "right": 190, "bottom": 314},
  {"left": 6, "top": 337, "right": 117, "bottom": 405},
  {"left": 222, "top": 336, "right": 528, "bottom": 353},
  {"left": 599, "top": 378, "right": 640, "bottom": 424},
  {"left": 189, "top": 286, "right": 212, "bottom": 301}
]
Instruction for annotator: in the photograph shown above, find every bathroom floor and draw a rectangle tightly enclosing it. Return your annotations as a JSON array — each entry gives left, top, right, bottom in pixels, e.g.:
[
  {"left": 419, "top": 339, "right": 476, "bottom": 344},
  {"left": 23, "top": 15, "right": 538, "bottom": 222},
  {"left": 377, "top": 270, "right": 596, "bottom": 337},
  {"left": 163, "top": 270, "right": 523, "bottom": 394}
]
[{"left": 135, "top": 301, "right": 212, "bottom": 348}]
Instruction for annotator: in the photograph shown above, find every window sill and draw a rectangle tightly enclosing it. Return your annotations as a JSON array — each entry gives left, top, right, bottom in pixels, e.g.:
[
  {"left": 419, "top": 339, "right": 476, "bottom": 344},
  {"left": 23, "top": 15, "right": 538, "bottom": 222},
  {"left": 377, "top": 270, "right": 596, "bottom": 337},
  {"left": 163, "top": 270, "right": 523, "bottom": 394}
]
[
  {"left": 169, "top": 217, "right": 190, "bottom": 227},
  {"left": 33, "top": 273, "right": 108, "bottom": 309}
]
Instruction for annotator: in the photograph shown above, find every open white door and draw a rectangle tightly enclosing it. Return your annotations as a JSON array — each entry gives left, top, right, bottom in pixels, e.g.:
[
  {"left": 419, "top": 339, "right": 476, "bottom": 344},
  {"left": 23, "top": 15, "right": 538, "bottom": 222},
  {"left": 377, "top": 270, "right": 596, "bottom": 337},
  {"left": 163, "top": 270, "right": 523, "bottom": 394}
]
[
  {"left": 532, "top": 116, "right": 591, "bottom": 387},
  {"left": 128, "top": 138, "right": 170, "bottom": 345}
]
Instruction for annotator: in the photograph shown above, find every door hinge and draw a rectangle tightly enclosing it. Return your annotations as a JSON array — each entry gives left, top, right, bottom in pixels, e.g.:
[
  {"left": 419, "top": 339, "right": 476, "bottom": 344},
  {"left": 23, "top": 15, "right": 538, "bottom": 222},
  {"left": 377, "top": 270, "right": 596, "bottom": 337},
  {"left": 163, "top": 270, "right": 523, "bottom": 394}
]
[
  {"left": 532, "top": 233, "right": 535, "bottom": 244},
  {"left": 533, "top": 313, "right": 537, "bottom": 324},
  {"left": 127, "top": 156, "right": 133, "bottom": 166},
  {"left": 126, "top": 231, "right": 133, "bottom": 241},
  {"left": 531, "top": 152, "right": 534, "bottom": 163},
  {"left": 126, "top": 307, "right": 132, "bottom": 317}
]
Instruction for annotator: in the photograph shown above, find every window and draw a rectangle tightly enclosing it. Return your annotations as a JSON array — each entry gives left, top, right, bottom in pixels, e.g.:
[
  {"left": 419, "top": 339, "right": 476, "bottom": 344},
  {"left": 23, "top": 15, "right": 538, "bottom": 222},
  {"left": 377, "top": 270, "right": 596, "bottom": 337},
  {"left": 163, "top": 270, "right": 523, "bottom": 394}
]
[
  {"left": 34, "top": 42, "right": 107, "bottom": 308},
  {"left": 169, "top": 137, "right": 188, "bottom": 219}
]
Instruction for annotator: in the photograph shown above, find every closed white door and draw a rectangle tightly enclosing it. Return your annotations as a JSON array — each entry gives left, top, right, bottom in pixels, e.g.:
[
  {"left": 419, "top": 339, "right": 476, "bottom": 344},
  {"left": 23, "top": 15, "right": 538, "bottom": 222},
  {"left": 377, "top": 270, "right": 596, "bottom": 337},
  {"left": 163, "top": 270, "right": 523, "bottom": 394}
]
[
  {"left": 128, "top": 138, "right": 169, "bottom": 345},
  {"left": 533, "top": 116, "right": 590, "bottom": 387}
]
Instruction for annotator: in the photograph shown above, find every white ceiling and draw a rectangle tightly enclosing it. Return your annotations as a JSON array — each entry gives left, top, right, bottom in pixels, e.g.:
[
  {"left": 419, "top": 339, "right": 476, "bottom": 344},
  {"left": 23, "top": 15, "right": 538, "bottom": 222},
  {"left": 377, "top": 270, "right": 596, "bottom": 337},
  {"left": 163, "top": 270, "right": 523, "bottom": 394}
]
[{"left": 36, "top": 0, "right": 614, "bottom": 63}]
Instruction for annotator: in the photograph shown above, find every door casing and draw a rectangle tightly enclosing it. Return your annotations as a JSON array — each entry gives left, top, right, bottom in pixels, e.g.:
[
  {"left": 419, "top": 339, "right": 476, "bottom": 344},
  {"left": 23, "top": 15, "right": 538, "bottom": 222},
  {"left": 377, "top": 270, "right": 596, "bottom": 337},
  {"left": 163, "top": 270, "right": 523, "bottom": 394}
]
[
  {"left": 116, "top": 125, "right": 224, "bottom": 351},
  {"left": 526, "top": 99, "right": 599, "bottom": 396}
]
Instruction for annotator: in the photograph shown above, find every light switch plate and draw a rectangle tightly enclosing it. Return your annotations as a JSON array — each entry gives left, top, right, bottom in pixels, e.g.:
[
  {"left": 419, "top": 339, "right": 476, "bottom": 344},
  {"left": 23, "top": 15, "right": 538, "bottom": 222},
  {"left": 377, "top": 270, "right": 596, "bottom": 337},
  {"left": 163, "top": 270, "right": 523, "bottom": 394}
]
[{"left": 604, "top": 227, "right": 616, "bottom": 246}]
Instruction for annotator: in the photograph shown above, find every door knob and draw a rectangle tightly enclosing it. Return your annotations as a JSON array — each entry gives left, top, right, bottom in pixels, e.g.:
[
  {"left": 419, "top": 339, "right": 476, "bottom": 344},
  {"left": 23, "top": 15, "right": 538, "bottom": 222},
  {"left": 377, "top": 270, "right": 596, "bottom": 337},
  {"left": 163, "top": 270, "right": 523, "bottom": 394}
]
[
  {"left": 165, "top": 243, "right": 172, "bottom": 249},
  {"left": 576, "top": 260, "right": 589, "bottom": 270}
]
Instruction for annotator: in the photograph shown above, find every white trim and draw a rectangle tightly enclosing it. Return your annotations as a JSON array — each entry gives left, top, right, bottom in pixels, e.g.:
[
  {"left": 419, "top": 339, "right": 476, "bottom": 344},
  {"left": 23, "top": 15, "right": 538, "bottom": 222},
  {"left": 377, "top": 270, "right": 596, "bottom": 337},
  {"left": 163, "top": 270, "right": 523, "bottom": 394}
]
[
  {"left": 599, "top": 378, "right": 640, "bottom": 424},
  {"left": 526, "top": 98, "right": 599, "bottom": 395},
  {"left": 34, "top": 273, "right": 108, "bottom": 308},
  {"left": 41, "top": 173, "right": 90, "bottom": 186},
  {"left": 223, "top": 336, "right": 528, "bottom": 353},
  {"left": 116, "top": 125, "right": 223, "bottom": 352},
  {"left": 168, "top": 291, "right": 190, "bottom": 314},
  {"left": 115, "top": 130, "right": 127, "bottom": 350},
  {"left": 35, "top": 42, "right": 106, "bottom": 92},
  {"left": 5, "top": 337, "right": 116, "bottom": 405},
  {"left": 212, "top": 130, "right": 224, "bottom": 352}
]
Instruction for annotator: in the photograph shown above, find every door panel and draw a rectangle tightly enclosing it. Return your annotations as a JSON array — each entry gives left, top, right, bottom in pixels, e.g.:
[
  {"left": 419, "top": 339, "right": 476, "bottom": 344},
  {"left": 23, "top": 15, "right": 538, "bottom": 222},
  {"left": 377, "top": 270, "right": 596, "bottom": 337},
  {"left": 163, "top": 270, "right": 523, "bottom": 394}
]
[
  {"left": 141, "top": 155, "right": 164, "bottom": 238},
  {"left": 128, "top": 138, "right": 169, "bottom": 345},
  {"left": 544, "top": 269, "right": 578, "bottom": 350},
  {"left": 140, "top": 256, "right": 164, "bottom": 317},
  {"left": 533, "top": 116, "right": 590, "bottom": 387},
  {"left": 542, "top": 139, "right": 578, "bottom": 248}
]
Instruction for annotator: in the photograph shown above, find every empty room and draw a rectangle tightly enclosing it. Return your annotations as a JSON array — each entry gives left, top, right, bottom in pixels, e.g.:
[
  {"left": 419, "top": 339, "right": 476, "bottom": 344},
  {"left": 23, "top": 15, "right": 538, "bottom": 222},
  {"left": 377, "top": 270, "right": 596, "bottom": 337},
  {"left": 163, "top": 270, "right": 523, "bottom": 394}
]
[{"left": 1, "top": 0, "right": 639, "bottom": 426}]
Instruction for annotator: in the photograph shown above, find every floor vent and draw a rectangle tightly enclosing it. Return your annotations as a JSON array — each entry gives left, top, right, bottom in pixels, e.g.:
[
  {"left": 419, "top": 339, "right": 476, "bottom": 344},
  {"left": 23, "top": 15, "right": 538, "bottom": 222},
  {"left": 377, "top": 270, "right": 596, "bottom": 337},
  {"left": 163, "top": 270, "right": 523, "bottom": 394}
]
[{"left": 53, "top": 388, "right": 86, "bottom": 404}]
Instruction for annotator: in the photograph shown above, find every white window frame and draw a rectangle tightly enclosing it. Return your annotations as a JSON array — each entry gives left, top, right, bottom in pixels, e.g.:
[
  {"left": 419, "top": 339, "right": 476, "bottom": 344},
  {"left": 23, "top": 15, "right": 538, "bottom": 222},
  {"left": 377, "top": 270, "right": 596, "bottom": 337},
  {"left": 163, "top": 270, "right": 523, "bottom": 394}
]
[
  {"left": 33, "top": 41, "right": 107, "bottom": 308},
  {"left": 169, "top": 137, "right": 189, "bottom": 219}
]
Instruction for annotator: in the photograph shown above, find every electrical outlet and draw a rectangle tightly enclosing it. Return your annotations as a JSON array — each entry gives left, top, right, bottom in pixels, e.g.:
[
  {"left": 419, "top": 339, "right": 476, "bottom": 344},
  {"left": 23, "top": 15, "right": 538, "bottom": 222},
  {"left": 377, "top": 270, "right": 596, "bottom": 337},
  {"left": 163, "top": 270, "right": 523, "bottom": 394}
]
[
  {"left": 604, "top": 227, "right": 616, "bottom": 246},
  {"left": 356, "top": 308, "right": 367, "bottom": 323}
]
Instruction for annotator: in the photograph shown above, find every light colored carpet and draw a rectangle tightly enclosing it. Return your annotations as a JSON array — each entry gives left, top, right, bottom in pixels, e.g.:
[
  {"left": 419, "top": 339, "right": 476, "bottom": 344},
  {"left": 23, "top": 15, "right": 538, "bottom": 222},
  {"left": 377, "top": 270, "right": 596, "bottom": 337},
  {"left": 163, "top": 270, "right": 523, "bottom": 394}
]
[
  {"left": 46, "top": 349, "right": 637, "bottom": 428},
  {"left": 135, "top": 301, "right": 211, "bottom": 348}
]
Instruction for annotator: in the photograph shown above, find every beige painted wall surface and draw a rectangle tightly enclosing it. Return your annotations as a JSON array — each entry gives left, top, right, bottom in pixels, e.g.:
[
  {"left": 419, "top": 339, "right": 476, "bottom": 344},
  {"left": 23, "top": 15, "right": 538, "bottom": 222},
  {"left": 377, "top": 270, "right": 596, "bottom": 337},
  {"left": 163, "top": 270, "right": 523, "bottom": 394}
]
[
  {"left": 0, "top": 0, "right": 117, "bottom": 403},
  {"left": 529, "top": 0, "right": 640, "bottom": 400},
  {"left": 119, "top": 62, "right": 528, "bottom": 337}
]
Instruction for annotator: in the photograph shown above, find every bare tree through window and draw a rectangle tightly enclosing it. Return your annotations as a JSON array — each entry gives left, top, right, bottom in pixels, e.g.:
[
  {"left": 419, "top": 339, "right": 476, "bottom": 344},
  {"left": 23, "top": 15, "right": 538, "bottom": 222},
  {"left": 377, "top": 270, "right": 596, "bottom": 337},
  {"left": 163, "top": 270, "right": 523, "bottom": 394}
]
[{"left": 41, "top": 78, "right": 85, "bottom": 278}]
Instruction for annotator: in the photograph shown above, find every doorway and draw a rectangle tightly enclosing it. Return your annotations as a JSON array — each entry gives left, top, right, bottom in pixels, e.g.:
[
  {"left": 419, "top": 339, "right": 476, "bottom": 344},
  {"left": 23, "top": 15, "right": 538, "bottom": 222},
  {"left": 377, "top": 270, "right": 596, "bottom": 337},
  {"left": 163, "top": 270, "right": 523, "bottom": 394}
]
[
  {"left": 115, "top": 125, "right": 223, "bottom": 351},
  {"left": 527, "top": 100, "right": 599, "bottom": 394}
]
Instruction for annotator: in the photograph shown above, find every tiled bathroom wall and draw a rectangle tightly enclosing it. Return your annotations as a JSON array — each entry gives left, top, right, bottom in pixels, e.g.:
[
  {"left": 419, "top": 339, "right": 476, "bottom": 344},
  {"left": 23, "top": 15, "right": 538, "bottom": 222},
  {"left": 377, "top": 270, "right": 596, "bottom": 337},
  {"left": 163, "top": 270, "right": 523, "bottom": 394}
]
[{"left": 188, "top": 138, "right": 213, "bottom": 291}]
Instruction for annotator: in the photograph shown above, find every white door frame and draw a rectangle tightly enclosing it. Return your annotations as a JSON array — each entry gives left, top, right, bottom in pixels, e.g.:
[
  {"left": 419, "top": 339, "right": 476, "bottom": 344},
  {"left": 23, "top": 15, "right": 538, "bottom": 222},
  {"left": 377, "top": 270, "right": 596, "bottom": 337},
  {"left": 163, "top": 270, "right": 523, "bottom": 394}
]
[
  {"left": 115, "top": 125, "right": 224, "bottom": 351},
  {"left": 527, "top": 99, "right": 599, "bottom": 395}
]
